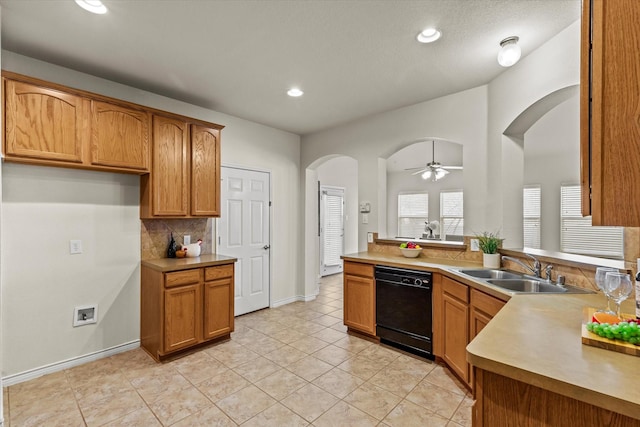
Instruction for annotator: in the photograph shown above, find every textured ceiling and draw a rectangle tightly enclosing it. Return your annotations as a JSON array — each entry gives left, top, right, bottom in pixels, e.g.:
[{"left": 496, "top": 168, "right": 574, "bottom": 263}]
[{"left": 0, "top": 0, "right": 580, "bottom": 135}]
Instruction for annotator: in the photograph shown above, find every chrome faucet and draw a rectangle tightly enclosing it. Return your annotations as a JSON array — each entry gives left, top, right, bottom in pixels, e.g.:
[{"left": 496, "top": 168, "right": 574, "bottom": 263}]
[{"left": 501, "top": 253, "right": 542, "bottom": 278}]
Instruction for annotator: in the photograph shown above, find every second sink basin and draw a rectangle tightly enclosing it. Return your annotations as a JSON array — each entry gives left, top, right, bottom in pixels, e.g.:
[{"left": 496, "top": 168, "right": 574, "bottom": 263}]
[
  {"left": 458, "top": 269, "right": 523, "bottom": 280},
  {"left": 486, "top": 279, "right": 567, "bottom": 293}
]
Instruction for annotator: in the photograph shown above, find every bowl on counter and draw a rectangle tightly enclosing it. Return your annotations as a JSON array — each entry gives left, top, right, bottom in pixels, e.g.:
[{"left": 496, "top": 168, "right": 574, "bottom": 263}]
[{"left": 400, "top": 248, "right": 422, "bottom": 258}]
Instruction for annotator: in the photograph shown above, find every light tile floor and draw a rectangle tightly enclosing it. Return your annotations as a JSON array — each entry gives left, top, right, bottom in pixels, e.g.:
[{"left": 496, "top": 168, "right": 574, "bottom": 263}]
[{"left": 3, "top": 273, "right": 472, "bottom": 426}]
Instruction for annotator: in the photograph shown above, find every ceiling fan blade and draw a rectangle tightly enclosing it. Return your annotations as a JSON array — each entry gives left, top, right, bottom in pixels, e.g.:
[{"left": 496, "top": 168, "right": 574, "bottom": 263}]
[
  {"left": 411, "top": 168, "right": 429, "bottom": 175},
  {"left": 442, "top": 165, "right": 463, "bottom": 170},
  {"left": 404, "top": 166, "right": 425, "bottom": 171}
]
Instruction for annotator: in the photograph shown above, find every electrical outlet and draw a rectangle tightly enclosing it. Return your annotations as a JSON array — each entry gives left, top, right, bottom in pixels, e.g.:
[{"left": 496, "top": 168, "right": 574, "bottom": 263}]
[
  {"left": 470, "top": 238, "right": 480, "bottom": 251},
  {"left": 69, "top": 240, "right": 83, "bottom": 254},
  {"left": 183, "top": 235, "right": 191, "bottom": 245},
  {"left": 362, "top": 213, "right": 369, "bottom": 224},
  {"left": 367, "top": 232, "right": 374, "bottom": 243}
]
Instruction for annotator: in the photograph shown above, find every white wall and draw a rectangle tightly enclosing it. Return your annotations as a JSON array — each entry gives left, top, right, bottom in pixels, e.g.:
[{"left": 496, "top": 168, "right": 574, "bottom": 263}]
[
  {"left": 524, "top": 95, "right": 580, "bottom": 251},
  {"left": 487, "top": 21, "right": 581, "bottom": 248},
  {"left": 1, "top": 51, "right": 301, "bottom": 377}
]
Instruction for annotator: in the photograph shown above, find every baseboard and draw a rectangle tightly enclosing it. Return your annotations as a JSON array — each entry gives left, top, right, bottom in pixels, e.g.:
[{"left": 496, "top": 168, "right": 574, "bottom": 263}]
[
  {"left": 2, "top": 340, "right": 140, "bottom": 386},
  {"left": 271, "top": 292, "right": 318, "bottom": 308}
]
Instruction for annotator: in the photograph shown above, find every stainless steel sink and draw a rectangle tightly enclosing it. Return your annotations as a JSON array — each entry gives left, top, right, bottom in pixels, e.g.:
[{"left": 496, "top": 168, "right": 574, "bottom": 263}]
[
  {"left": 486, "top": 279, "right": 567, "bottom": 293},
  {"left": 458, "top": 269, "right": 523, "bottom": 280}
]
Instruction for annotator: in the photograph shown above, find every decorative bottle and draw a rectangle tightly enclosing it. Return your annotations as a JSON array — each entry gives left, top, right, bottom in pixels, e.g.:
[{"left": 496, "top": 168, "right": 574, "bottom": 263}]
[{"left": 167, "top": 233, "right": 177, "bottom": 258}]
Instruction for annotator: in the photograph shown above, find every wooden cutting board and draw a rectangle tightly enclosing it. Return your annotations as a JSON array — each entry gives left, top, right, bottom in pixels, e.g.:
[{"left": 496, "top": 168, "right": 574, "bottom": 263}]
[{"left": 581, "top": 307, "right": 640, "bottom": 357}]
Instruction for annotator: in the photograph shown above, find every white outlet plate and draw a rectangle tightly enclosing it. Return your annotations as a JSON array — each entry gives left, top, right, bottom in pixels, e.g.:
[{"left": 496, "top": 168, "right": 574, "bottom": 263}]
[
  {"left": 362, "top": 213, "right": 369, "bottom": 224},
  {"left": 184, "top": 235, "right": 191, "bottom": 245},
  {"left": 367, "top": 232, "right": 374, "bottom": 243},
  {"left": 69, "top": 240, "right": 83, "bottom": 254},
  {"left": 470, "top": 238, "right": 480, "bottom": 251}
]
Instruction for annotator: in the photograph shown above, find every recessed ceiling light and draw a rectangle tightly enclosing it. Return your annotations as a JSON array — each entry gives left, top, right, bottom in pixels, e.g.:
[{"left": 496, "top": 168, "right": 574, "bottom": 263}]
[
  {"left": 416, "top": 28, "right": 441, "bottom": 43},
  {"left": 287, "top": 88, "right": 304, "bottom": 97},
  {"left": 75, "top": 0, "right": 108, "bottom": 14}
]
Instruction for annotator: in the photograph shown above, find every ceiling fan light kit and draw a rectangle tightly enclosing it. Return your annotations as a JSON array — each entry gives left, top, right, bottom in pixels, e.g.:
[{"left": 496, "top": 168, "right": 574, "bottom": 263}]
[{"left": 407, "top": 140, "right": 462, "bottom": 181}]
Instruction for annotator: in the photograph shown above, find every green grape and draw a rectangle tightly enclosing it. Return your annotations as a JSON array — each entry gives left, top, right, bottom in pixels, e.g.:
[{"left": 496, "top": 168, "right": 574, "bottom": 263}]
[
  {"left": 629, "top": 337, "right": 639, "bottom": 345},
  {"left": 622, "top": 332, "right": 631, "bottom": 341}
]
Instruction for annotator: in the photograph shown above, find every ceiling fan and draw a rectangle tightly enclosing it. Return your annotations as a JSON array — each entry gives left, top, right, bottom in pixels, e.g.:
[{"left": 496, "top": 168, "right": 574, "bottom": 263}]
[{"left": 406, "top": 140, "right": 463, "bottom": 181}]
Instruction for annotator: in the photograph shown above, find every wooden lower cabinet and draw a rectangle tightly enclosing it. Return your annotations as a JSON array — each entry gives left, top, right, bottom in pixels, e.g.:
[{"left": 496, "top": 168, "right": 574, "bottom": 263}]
[
  {"left": 343, "top": 261, "right": 376, "bottom": 336},
  {"left": 141, "top": 262, "right": 234, "bottom": 361},
  {"left": 442, "top": 276, "right": 470, "bottom": 384},
  {"left": 473, "top": 369, "right": 640, "bottom": 427},
  {"left": 437, "top": 276, "right": 506, "bottom": 388}
]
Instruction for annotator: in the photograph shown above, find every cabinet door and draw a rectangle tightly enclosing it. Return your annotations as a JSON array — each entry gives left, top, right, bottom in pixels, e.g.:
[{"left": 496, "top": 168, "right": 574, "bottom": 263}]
[
  {"left": 152, "top": 116, "right": 189, "bottom": 216},
  {"left": 203, "top": 277, "right": 233, "bottom": 339},
  {"left": 581, "top": 0, "right": 640, "bottom": 225},
  {"left": 344, "top": 273, "right": 375, "bottom": 335},
  {"left": 442, "top": 278, "right": 469, "bottom": 384},
  {"left": 470, "top": 289, "right": 505, "bottom": 341},
  {"left": 91, "top": 100, "right": 150, "bottom": 171},
  {"left": 4, "top": 79, "right": 85, "bottom": 163},
  {"left": 191, "top": 125, "right": 220, "bottom": 216},
  {"left": 164, "top": 283, "right": 202, "bottom": 353}
]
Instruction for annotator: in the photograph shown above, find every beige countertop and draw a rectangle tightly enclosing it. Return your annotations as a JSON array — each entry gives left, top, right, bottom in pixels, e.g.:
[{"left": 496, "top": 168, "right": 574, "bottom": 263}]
[
  {"left": 343, "top": 251, "right": 640, "bottom": 419},
  {"left": 142, "top": 253, "right": 237, "bottom": 272}
]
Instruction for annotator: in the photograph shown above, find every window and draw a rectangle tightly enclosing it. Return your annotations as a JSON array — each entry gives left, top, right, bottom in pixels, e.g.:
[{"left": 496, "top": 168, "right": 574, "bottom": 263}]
[
  {"left": 523, "top": 186, "right": 541, "bottom": 249},
  {"left": 398, "top": 192, "right": 428, "bottom": 238},
  {"left": 440, "top": 191, "right": 463, "bottom": 237},
  {"left": 560, "top": 185, "right": 624, "bottom": 259}
]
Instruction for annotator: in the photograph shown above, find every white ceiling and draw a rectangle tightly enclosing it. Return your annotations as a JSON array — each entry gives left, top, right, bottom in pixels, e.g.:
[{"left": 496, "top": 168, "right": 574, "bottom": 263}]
[{"left": 0, "top": 0, "right": 580, "bottom": 136}]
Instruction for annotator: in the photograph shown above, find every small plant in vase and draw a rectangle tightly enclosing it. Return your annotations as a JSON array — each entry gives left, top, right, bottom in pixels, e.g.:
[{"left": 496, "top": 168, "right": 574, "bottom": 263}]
[{"left": 475, "top": 231, "right": 504, "bottom": 268}]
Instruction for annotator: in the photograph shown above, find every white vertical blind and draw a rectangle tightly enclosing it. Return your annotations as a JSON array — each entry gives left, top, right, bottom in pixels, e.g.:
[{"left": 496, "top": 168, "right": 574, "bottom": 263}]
[
  {"left": 523, "top": 186, "right": 541, "bottom": 249},
  {"left": 440, "top": 191, "right": 463, "bottom": 237},
  {"left": 322, "top": 191, "right": 344, "bottom": 266},
  {"left": 560, "top": 185, "right": 623, "bottom": 259},
  {"left": 398, "top": 192, "right": 428, "bottom": 238}
]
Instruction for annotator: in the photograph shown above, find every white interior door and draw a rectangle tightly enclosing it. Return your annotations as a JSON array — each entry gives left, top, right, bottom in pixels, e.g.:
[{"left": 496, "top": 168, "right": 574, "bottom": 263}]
[
  {"left": 218, "top": 166, "right": 270, "bottom": 316},
  {"left": 320, "top": 186, "right": 344, "bottom": 277}
]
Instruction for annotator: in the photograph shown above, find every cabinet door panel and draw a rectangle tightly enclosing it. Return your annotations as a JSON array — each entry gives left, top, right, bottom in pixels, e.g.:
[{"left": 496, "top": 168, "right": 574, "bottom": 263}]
[
  {"left": 164, "top": 284, "right": 202, "bottom": 353},
  {"left": 443, "top": 292, "right": 469, "bottom": 383},
  {"left": 344, "top": 273, "right": 375, "bottom": 335},
  {"left": 204, "top": 278, "right": 233, "bottom": 339},
  {"left": 191, "top": 125, "right": 220, "bottom": 216},
  {"left": 5, "top": 80, "right": 85, "bottom": 163},
  {"left": 153, "top": 116, "right": 189, "bottom": 216},
  {"left": 91, "top": 101, "right": 150, "bottom": 171}
]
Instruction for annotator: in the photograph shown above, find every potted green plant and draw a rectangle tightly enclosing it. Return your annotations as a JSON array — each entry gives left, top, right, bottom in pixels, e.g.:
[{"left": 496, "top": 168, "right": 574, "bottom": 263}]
[{"left": 476, "top": 231, "right": 504, "bottom": 268}]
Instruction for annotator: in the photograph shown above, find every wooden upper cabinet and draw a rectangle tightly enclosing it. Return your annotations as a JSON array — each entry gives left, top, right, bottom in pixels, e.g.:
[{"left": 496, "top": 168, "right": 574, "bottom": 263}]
[
  {"left": 581, "top": 0, "right": 640, "bottom": 226},
  {"left": 191, "top": 125, "right": 221, "bottom": 216},
  {"left": 90, "top": 100, "right": 150, "bottom": 171},
  {"left": 4, "top": 79, "right": 86, "bottom": 164},
  {"left": 152, "top": 116, "right": 189, "bottom": 216}
]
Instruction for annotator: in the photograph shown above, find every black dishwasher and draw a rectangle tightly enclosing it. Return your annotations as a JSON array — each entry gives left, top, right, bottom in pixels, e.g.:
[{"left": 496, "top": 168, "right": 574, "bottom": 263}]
[{"left": 375, "top": 266, "right": 433, "bottom": 359}]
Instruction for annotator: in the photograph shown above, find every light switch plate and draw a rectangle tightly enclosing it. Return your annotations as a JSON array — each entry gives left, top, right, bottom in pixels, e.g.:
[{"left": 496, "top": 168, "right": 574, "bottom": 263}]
[
  {"left": 184, "top": 235, "right": 191, "bottom": 245},
  {"left": 470, "top": 238, "right": 480, "bottom": 251},
  {"left": 69, "top": 240, "right": 83, "bottom": 254}
]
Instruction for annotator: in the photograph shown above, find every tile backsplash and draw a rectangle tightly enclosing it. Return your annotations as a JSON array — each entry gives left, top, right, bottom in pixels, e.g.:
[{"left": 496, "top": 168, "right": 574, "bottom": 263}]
[{"left": 141, "top": 219, "right": 213, "bottom": 260}]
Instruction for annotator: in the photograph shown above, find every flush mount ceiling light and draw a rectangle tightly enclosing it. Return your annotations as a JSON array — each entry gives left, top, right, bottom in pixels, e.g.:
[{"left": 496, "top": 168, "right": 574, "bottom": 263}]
[
  {"left": 497, "top": 36, "right": 521, "bottom": 67},
  {"left": 75, "top": 0, "right": 108, "bottom": 14},
  {"left": 287, "top": 88, "right": 304, "bottom": 97},
  {"left": 416, "top": 28, "right": 442, "bottom": 43}
]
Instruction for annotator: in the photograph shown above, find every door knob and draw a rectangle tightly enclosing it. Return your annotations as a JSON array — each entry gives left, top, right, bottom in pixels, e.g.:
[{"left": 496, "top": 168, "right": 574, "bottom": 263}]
[{"left": 263, "top": 245, "right": 271, "bottom": 250}]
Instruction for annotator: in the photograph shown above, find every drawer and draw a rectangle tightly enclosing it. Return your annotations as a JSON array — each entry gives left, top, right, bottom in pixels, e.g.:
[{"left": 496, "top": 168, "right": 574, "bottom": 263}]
[
  {"left": 344, "top": 261, "right": 374, "bottom": 278},
  {"left": 165, "top": 269, "right": 202, "bottom": 288},
  {"left": 205, "top": 264, "right": 234, "bottom": 281},
  {"left": 442, "top": 276, "right": 469, "bottom": 303}
]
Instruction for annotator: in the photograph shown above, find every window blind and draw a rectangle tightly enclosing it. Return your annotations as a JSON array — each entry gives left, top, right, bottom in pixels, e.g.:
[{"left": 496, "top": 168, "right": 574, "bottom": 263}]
[
  {"left": 440, "top": 191, "right": 464, "bottom": 237},
  {"left": 322, "top": 191, "right": 344, "bottom": 266},
  {"left": 523, "top": 186, "right": 541, "bottom": 249},
  {"left": 560, "top": 185, "right": 623, "bottom": 259},
  {"left": 398, "top": 193, "right": 428, "bottom": 238}
]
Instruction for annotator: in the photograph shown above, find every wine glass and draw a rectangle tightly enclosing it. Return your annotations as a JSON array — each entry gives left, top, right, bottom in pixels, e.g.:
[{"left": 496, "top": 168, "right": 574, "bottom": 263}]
[
  {"left": 595, "top": 267, "right": 618, "bottom": 314},
  {"left": 604, "top": 272, "right": 633, "bottom": 319}
]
